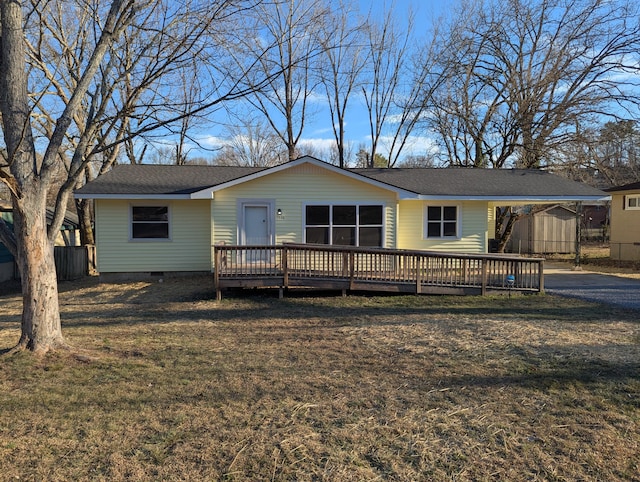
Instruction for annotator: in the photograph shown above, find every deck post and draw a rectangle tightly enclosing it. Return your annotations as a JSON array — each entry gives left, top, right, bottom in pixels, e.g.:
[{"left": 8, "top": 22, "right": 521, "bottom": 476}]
[
  {"left": 415, "top": 256, "right": 422, "bottom": 294},
  {"left": 214, "top": 247, "right": 222, "bottom": 301},
  {"left": 342, "top": 252, "right": 349, "bottom": 277},
  {"left": 282, "top": 246, "right": 289, "bottom": 288},
  {"left": 462, "top": 259, "right": 468, "bottom": 285},
  {"left": 538, "top": 259, "right": 544, "bottom": 293},
  {"left": 481, "top": 260, "right": 488, "bottom": 296},
  {"left": 349, "top": 252, "right": 355, "bottom": 290}
]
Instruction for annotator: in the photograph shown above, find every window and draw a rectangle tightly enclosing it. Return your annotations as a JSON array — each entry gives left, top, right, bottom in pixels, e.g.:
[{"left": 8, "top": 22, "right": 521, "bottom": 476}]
[
  {"left": 424, "top": 205, "right": 459, "bottom": 238},
  {"left": 131, "top": 206, "right": 170, "bottom": 239},
  {"left": 626, "top": 195, "right": 640, "bottom": 210},
  {"left": 305, "top": 204, "right": 383, "bottom": 247}
]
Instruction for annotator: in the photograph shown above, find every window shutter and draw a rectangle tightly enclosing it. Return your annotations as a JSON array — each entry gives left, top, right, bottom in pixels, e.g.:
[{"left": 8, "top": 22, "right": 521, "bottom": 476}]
[{"left": 622, "top": 195, "right": 626, "bottom": 210}]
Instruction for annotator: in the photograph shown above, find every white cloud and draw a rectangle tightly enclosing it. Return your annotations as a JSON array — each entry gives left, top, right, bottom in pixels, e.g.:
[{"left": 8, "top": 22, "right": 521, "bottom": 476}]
[
  {"left": 298, "top": 137, "right": 339, "bottom": 152},
  {"left": 198, "top": 135, "right": 227, "bottom": 149}
]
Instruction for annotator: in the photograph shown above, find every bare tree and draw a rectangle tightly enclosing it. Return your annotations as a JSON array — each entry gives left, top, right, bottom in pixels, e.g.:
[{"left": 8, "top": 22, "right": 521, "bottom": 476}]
[
  {"left": 236, "top": 0, "right": 330, "bottom": 161},
  {"left": 396, "top": 154, "right": 437, "bottom": 168},
  {"left": 359, "top": 3, "right": 443, "bottom": 168},
  {"left": 19, "top": 0, "right": 265, "bottom": 246},
  {"left": 316, "top": 0, "right": 367, "bottom": 167},
  {"left": 553, "top": 120, "right": 640, "bottom": 187},
  {"left": 215, "top": 116, "right": 287, "bottom": 167},
  {"left": 427, "top": 1, "right": 518, "bottom": 168},
  {"left": 360, "top": 5, "right": 413, "bottom": 167},
  {"left": 0, "top": 0, "right": 134, "bottom": 352},
  {"left": 425, "top": 0, "right": 640, "bottom": 250},
  {"left": 0, "top": 0, "right": 279, "bottom": 353}
]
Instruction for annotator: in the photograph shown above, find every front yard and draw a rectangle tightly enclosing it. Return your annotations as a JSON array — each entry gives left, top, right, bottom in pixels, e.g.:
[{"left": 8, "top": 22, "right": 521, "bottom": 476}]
[{"left": 1, "top": 276, "right": 638, "bottom": 480}]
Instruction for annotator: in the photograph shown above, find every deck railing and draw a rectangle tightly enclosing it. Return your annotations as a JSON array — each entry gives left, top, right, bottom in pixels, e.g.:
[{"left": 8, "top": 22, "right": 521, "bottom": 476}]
[{"left": 213, "top": 243, "right": 544, "bottom": 299}]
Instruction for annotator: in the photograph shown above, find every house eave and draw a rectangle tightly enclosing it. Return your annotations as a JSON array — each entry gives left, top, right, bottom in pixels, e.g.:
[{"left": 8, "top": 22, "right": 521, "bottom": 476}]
[
  {"left": 74, "top": 193, "right": 193, "bottom": 200},
  {"left": 416, "top": 195, "right": 611, "bottom": 203}
]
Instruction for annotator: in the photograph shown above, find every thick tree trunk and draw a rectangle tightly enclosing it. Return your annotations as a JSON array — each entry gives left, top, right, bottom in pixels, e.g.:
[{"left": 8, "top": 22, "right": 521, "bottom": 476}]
[
  {"left": 13, "top": 187, "right": 65, "bottom": 353},
  {"left": 2, "top": 0, "right": 65, "bottom": 353}
]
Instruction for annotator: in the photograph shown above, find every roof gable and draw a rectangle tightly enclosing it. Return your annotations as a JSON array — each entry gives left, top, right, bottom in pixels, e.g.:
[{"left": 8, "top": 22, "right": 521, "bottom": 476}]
[
  {"left": 189, "top": 156, "right": 417, "bottom": 199},
  {"left": 75, "top": 157, "right": 417, "bottom": 200}
]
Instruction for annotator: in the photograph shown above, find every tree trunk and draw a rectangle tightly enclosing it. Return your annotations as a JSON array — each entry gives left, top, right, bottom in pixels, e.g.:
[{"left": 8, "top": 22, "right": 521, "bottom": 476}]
[
  {"left": 495, "top": 206, "right": 521, "bottom": 253},
  {"left": 76, "top": 198, "right": 95, "bottom": 246},
  {"left": 2, "top": 0, "right": 65, "bottom": 353},
  {"left": 13, "top": 187, "right": 65, "bottom": 353}
]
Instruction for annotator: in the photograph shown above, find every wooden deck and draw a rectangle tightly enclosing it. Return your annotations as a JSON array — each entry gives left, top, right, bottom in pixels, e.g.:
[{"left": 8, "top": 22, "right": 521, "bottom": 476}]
[{"left": 213, "top": 243, "right": 545, "bottom": 300}]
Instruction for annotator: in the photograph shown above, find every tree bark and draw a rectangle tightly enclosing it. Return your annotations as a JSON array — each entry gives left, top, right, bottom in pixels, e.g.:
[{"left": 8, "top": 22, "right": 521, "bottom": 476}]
[{"left": 12, "top": 187, "right": 65, "bottom": 353}]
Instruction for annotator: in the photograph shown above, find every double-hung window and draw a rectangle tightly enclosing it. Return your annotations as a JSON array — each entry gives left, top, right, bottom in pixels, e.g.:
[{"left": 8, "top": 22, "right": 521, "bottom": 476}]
[
  {"left": 131, "top": 206, "right": 170, "bottom": 240},
  {"left": 305, "top": 204, "right": 383, "bottom": 247},
  {"left": 424, "top": 205, "right": 459, "bottom": 238},
  {"left": 626, "top": 195, "right": 640, "bottom": 210}
]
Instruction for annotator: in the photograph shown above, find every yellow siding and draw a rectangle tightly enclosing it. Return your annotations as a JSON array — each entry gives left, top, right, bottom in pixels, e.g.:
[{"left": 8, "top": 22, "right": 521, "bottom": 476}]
[
  {"left": 94, "top": 164, "right": 503, "bottom": 272},
  {"left": 95, "top": 199, "right": 212, "bottom": 272},
  {"left": 609, "top": 191, "right": 640, "bottom": 260},
  {"left": 487, "top": 204, "right": 496, "bottom": 240},
  {"left": 397, "top": 200, "right": 488, "bottom": 253},
  {"left": 211, "top": 164, "right": 398, "bottom": 248}
]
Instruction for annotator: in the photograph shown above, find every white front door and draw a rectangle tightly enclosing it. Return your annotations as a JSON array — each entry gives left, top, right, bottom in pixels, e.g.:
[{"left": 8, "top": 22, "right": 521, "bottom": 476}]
[
  {"left": 244, "top": 205, "right": 269, "bottom": 245},
  {"left": 241, "top": 203, "right": 273, "bottom": 262}
]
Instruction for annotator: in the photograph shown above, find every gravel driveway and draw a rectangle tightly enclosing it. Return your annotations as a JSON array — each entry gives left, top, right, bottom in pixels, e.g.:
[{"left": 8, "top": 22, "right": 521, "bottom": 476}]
[{"left": 544, "top": 263, "right": 640, "bottom": 310}]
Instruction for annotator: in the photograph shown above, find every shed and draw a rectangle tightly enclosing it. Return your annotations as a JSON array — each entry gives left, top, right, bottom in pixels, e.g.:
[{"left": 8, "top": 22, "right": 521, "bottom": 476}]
[{"left": 508, "top": 205, "right": 576, "bottom": 254}]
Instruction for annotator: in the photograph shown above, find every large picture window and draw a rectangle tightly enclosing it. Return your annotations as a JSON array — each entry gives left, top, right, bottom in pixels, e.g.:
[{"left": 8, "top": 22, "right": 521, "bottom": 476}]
[
  {"left": 424, "top": 205, "right": 459, "bottom": 238},
  {"left": 305, "top": 204, "right": 383, "bottom": 247},
  {"left": 131, "top": 206, "right": 170, "bottom": 239}
]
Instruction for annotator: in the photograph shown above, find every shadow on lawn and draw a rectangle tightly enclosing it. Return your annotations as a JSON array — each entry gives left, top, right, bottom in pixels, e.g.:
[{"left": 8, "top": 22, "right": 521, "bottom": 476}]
[
  {"left": 438, "top": 358, "right": 640, "bottom": 410},
  {"left": 1, "top": 276, "right": 637, "bottom": 331},
  {"left": 1, "top": 296, "right": 635, "bottom": 332}
]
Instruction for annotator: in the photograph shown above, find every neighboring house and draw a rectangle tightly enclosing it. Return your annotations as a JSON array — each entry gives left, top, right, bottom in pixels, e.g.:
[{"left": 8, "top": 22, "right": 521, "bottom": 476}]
[
  {"left": 0, "top": 200, "right": 81, "bottom": 282},
  {"left": 605, "top": 181, "right": 640, "bottom": 261},
  {"left": 74, "top": 156, "right": 609, "bottom": 276},
  {"left": 508, "top": 205, "right": 577, "bottom": 254}
]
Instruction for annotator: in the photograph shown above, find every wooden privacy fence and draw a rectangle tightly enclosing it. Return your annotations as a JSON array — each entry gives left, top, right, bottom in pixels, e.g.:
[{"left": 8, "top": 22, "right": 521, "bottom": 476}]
[
  {"left": 54, "top": 245, "right": 97, "bottom": 281},
  {"left": 213, "top": 243, "right": 544, "bottom": 300}
]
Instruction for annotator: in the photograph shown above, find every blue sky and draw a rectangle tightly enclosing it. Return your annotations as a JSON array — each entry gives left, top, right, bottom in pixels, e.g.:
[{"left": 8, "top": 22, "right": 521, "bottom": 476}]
[
  {"left": 299, "top": 0, "right": 443, "bottom": 160},
  {"left": 193, "top": 0, "right": 449, "bottom": 164}
]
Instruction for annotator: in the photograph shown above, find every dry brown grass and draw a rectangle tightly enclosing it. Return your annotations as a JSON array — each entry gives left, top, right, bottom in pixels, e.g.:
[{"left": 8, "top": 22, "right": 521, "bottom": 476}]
[{"left": 1, "top": 276, "right": 639, "bottom": 481}]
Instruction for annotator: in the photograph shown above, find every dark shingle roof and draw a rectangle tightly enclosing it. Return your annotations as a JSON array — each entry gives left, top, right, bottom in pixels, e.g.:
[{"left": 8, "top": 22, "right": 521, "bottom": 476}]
[
  {"left": 75, "top": 161, "right": 608, "bottom": 199},
  {"left": 354, "top": 167, "right": 607, "bottom": 197},
  {"left": 76, "top": 164, "right": 266, "bottom": 196},
  {"left": 604, "top": 181, "right": 640, "bottom": 192}
]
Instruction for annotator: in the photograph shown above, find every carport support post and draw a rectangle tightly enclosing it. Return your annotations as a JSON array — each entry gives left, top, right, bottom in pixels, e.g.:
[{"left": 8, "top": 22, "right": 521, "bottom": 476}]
[{"left": 574, "top": 202, "right": 582, "bottom": 269}]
